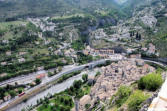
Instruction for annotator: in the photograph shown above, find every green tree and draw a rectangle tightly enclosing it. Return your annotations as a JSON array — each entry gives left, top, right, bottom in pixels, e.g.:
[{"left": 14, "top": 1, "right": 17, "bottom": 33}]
[
  {"left": 9, "top": 90, "right": 16, "bottom": 97},
  {"left": 115, "top": 85, "right": 132, "bottom": 107},
  {"left": 138, "top": 73, "right": 163, "bottom": 91},
  {"left": 48, "top": 72, "right": 53, "bottom": 77},
  {"left": 54, "top": 70, "right": 57, "bottom": 74},
  {"left": 0, "top": 29, "right": 5, "bottom": 36},
  {"left": 35, "top": 78, "right": 41, "bottom": 85},
  {"left": 6, "top": 84, "right": 12, "bottom": 90},
  {"left": 18, "top": 88, "right": 23, "bottom": 94},
  {"left": 128, "top": 90, "right": 149, "bottom": 111},
  {"left": 85, "top": 104, "right": 91, "bottom": 109},
  {"left": 71, "top": 40, "right": 84, "bottom": 50},
  {"left": 73, "top": 80, "right": 82, "bottom": 89},
  {"left": 0, "top": 87, "right": 5, "bottom": 99},
  {"left": 82, "top": 74, "right": 88, "bottom": 83},
  {"left": 95, "top": 71, "right": 101, "bottom": 77}
]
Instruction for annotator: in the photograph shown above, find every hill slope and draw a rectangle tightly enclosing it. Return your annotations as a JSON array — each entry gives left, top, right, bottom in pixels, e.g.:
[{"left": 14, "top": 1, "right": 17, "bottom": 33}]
[{"left": 0, "top": 0, "right": 141, "bottom": 21}]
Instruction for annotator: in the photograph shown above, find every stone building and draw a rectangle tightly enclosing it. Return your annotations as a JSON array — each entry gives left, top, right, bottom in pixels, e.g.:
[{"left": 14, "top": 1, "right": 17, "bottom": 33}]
[
  {"left": 83, "top": 46, "right": 115, "bottom": 58},
  {"left": 78, "top": 59, "right": 155, "bottom": 111}
]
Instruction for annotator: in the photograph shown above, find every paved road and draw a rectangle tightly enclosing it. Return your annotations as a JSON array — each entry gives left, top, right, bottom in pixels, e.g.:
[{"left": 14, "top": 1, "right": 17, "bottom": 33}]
[
  {"left": 0, "top": 57, "right": 165, "bottom": 87},
  {"left": 7, "top": 68, "right": 101, "bottom": 111},
  {"left": 0, "top": 65, "right": 76, "bottom": 87},
  {"left": 0, "top": 59, "right": 108, "bottom": 111},
  {"left": 0, "top": 55, "right": 123, "bottom": 87},
  {"left": 0, "top": 70, "right": 46, "bottom": 86},
  {"left": 142, "top": 59, "right": 167, "bottom": 67},
  {"left": 0, "top": 59, "right": 107, "bottom": 87},
  {"left": 0, "top": 57, "right": 166, "bottom": 111}
]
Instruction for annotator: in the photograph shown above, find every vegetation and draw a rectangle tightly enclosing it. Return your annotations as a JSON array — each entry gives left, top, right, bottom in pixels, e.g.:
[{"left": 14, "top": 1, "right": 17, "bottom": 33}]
[
  {"left": 0, "top": 84, "right": 26, "bottom": 100},
  {"left": 48, "top": 72, "right": 54, "bottom": 77},
  {"left": 77, "top": 52, "right": 93, "bottom": 64},
  {"left": 110, "top": 82, "right": 151, "bottom": 110},
  {"left": 0, "top": 1, "right": 166, "bottom": 110},
  {"left": 64, "top": 74, "right": 92, "bottom": 99},
  {"left": 95, "top": 71, "right": 101, "bottom": 77},
  {"left": 0, "top": 20, "right": 72, "bottom": 82},
  {"left": 37, "top": 94, "right": 74, "bottom": 111},
  {"left": 114, "top": 86, "right": 132, "bottom": 107},
  {"left": 66, "top": 80, "right": 90, "bottom": 98},
  {"left": 82, "top": 74, "right": 88, "bottom": 83},
  {"left": 36, "top": 76, "right": 92, "bottom": 111},
  {"left": 85, "top": 104, "right": 91, "bottom": 110},
  {"left": 57, "top": 71, "right": 81, "bottom": 83},
  {"left": 0, "top": 55, "right": 68, "bottom": 82},
  {"left": 35, "top": 78, "right": 41, "bottom": 85},
  {"left": 71, "top": 40, "right": 85, "bottom": 51},
  {"left": 138, "top": 72, "right": 163, "bottom": 91},
  {"left": 146, "top": 10, "right": 167, "bottom": 57},
  {"left": 127, "top": 90, "right": 149, "bottom": 111},
  {"left": 109, "top": 66, "right": 164, "bottom": 111}
]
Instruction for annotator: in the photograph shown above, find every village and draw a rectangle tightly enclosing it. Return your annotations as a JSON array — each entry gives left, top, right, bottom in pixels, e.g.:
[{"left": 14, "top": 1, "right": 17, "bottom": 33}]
[{"left": 83, "top": 46, "right": 124, "bottom": 60}]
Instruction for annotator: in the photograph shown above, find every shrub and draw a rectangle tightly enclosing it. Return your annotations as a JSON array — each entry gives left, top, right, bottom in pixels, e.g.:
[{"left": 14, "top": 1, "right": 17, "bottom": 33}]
[
  {"left": 71, "top": 40, "right": 84, "bottom": 50},
  {"left": 115, "top": 85, "right": 132, "bottom": 107},
  {"left": 57, "top": 71, "right": 81, "bottom": 83},
  {"left": 9, "top": 90, "right": 16, "bottom": 97},
  {"left": 128, "top": 90, "right": 149, "bottom": 111},
  {"left": 95, "top": 71, "right": 101, "bottom": 77},
  {"left": 138, "top": 73, "right": 163, "bottom": 91},
  {"left": 35, "top": 78, "right": 41, "bottom": 85},
  {"left": 82, "top": 74, "right": 88, "bottom": 83},
  {"left": 73, "top": 80, "right": 82, "bottom": 89},
  {"left": 85, "top": 104, "right": 91, "bottom": 109},
  {"left": 48, "top": 72, "right": 54, "bottom": 77}
]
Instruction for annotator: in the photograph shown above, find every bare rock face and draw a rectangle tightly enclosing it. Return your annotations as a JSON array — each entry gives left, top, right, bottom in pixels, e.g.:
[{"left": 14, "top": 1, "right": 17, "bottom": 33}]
[{"left": 78, "top": 59, "right": 155, "bottom": 111}]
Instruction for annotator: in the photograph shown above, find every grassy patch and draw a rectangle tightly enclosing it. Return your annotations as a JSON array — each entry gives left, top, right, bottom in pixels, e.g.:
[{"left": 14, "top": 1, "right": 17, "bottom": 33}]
[
  {"left": 36, "top": 77, "right": 92, "bottom": 111},
  {"left": 37, "top": 94, "right": 74, "bottom": 111},
  {"left": 114, "top": 86, "right": 132, "bottom": 107},
  {"left": 127, "top": 90, "right": 150, "bottom": 111},
  {"left": 109, "top": 83, "right": 151, "bottom": 111},
  {"left": 0, "top": 21, "right": 27, "bottom": 30}
]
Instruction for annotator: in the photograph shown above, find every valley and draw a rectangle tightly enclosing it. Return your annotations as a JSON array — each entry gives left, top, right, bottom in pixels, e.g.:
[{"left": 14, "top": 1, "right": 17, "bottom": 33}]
[{"left": 0, "top": 0, "right": 167, "bottom": 111}]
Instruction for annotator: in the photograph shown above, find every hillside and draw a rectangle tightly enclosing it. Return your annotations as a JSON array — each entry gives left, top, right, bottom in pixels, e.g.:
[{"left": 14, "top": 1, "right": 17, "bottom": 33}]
[
  {"left": 0, "top": 0, "right": 167, "bottom": 111},
  {"left": 0, "top": 0, "right": 143, "bottom": 21}
]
